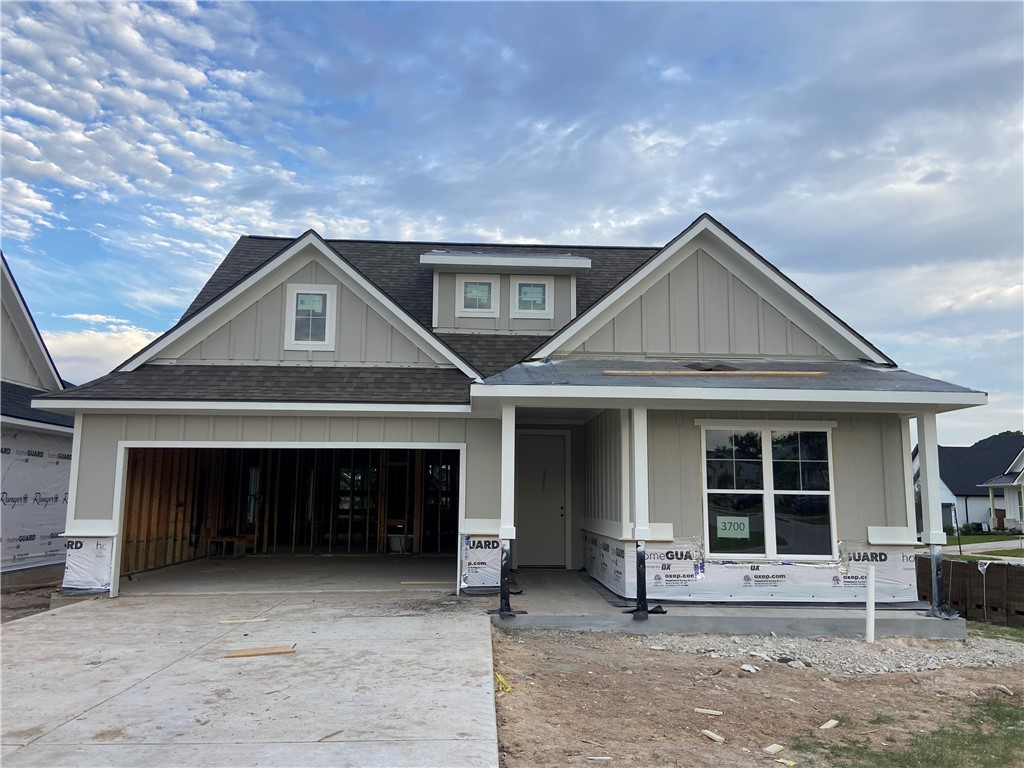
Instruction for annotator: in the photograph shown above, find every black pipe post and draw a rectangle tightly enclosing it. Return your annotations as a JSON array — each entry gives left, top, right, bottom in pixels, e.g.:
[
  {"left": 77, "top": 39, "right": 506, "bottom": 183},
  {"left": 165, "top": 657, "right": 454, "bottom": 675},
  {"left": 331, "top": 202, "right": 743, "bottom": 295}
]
[
  {"left": 633, "top": 540, "right": 649, "bottom": 620},
  {"left": 624, "top": 540, "right": 666, "bottom": 620},
  {"left": 488, "top": 539, "right": 526, "bottom": 618},
  {"left": 929, "top": 543, "right": 956, "bottom": 619}
]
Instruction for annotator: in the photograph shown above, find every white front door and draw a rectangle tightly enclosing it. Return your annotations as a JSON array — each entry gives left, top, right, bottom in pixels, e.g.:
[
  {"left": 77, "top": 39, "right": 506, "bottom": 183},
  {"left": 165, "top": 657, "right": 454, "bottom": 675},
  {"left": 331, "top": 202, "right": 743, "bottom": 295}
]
[{"left": 515, "top": 433, "right": 567, "bottom": 567}]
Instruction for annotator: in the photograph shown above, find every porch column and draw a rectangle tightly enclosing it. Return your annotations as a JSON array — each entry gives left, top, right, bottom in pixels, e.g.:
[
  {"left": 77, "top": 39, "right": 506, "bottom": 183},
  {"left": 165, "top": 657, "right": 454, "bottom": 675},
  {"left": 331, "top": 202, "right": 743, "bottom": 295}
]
[
  {"left": 499, "top": 403, "right": 516, "bottom": 540},
  {"left": 628, "top": 407, "right": 664, "bottom": 620},
  {"left": 491, "top": 403, "right": 525, "bottom": 617},
  {"left": 631, "top": 407, "right": 651, "bottom": 541},
  {"left": 900, "top": 416, "right": 917, "bottom": 530},
  {"left": 917, "top": 412, "right": 950, "bottom": 617}
]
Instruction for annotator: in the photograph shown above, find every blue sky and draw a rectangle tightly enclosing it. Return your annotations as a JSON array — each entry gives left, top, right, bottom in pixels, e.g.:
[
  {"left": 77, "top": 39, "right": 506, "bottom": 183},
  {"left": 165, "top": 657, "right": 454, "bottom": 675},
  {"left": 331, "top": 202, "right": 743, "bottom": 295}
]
[{"left": 2, "top": 1, "right": 1021, "bottom": 445}]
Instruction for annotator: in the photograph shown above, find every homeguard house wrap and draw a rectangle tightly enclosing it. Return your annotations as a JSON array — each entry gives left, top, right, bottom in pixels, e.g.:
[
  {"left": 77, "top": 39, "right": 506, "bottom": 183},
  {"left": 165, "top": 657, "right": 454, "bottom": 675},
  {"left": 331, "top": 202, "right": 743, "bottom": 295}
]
[
  {"left": 35, "top": 214, "right": 986, "bottom": 601},
  {"left": 2, "top": 255, "right": 74, "bottom": 576}
]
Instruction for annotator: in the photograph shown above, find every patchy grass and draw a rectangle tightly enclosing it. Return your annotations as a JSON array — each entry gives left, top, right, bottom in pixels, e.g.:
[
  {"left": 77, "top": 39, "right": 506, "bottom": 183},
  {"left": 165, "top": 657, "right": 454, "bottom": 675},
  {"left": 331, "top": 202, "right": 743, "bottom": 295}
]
[
  {"left": 869, "top": 712, "right": 895, "bottom": 725},
  {"left": 918, "top": 535, "right": 1023, "bottom": 548},
  {"left": 792, "top": 698, "right": 1024, "bottom": 768},
  {"left": 967, "top": 621, "right": 1024, "bottom": 644},
  {"left": 974, "top": 548, "right": 1024, "bottom": 558},
  {"left": 943, "top": 553, "right": 1002, "bottom": 563}
]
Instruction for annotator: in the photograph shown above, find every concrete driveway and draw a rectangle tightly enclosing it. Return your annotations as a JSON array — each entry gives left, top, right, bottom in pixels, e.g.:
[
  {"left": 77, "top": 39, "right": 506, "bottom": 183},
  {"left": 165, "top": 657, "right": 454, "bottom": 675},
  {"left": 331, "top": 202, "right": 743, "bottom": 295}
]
[{"left": 1, "top": 592, "right": 498, "bottom": 767}]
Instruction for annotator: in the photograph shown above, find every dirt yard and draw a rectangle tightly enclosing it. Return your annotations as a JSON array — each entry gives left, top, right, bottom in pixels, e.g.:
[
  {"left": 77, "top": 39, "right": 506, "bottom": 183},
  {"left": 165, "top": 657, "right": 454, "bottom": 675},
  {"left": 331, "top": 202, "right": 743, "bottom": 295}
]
[
  {"left": 492, "top": 627, "right": 1024, "bottom": 767},
  {"left": 0, "top": 584, "right": 58, "bottom": 623}
]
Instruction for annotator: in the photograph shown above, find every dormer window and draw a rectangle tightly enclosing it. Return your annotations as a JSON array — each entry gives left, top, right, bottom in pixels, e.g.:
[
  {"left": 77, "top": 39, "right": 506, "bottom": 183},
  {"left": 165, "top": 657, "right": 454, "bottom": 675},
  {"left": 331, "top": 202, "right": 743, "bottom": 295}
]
[
  {"left": 456, "top": 275, "right": 499, "bottom": 318},
  {"left": 510, "top": 276, "right": 554, "bottom": 319},
  {"left": 285, "top": 284, "right": 336, "bottom": 350}
]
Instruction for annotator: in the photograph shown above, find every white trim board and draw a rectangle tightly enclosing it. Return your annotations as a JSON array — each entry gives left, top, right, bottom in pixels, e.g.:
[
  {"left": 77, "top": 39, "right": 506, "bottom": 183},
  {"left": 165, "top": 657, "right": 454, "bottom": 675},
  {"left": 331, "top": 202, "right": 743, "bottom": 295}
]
[
  {"left": 420, "top": 252, "right": 591, "bottom": 272},
  {"left": 33, "top": 399, "right": 473, "bottom": 416},
  {"left": 119, "top": 232, "right": 482, "bottom": 381},
  {"left": 470, "top": 384, "right": 987, "bottom": 411}
]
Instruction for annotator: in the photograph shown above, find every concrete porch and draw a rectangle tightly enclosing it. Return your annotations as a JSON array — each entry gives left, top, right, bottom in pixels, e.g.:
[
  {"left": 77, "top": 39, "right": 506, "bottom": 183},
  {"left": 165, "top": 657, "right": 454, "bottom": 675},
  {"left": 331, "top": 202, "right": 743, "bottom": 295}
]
[{"left": 107, "top": 556, "right": 965, "bottom": 639}]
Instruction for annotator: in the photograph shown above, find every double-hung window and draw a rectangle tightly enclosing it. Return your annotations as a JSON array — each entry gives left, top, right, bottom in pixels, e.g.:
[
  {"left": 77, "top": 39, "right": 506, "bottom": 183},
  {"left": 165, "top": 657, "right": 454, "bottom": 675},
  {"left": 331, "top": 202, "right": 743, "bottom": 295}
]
[
  {"left": 285, "top": 284, "right": 336, "bottom": 351},
  {"left": 701, "top": 422, "right": 836, "bottom": 559}
]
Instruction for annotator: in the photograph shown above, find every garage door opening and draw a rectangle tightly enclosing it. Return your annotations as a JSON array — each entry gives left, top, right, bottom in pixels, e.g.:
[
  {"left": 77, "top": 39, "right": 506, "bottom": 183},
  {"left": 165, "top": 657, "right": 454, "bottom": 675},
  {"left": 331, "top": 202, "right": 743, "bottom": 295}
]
[{"left": 120, "top": 447, "right": 460, "bottom": 576}]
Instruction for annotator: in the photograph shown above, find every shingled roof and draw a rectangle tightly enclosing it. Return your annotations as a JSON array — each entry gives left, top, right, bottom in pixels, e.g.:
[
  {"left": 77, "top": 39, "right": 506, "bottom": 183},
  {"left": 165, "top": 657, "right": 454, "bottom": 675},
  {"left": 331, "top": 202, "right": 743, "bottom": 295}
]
[
  {"left": 182, "top": 237, "right": 659, "bottom": 329},
  {"left": 45, "top": 365, "right": 471, "bottom": 404},
  {"left": 936, "top": 433, "right": 1024, "bottom": 497},
  {"left": 2, "top": 381, "right": 74, "bottom": 428}
]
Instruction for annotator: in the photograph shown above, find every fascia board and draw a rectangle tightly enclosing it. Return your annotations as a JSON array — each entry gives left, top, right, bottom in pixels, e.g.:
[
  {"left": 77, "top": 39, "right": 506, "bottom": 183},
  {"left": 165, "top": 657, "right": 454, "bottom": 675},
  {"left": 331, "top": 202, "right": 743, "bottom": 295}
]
[
  {"left": 1, "top": 257, "right": 64, "bottom": 391},
  {"left": 120, "top": 233, "right": 482, "bottom": 381},
  {"left": 469, "top": 383, "right": 987, "bottom": 410},
  {"left": 420, "top": 253, "right": 592, "bottom": 272},
  {"left": 32, "top": 399, "right": 473, "bottom": 416},
  {"left": 0, "top": 415, "right": 74, "bottom": 434},
  {"left": 1007, "top": 448, "right": 1024, "bottom": 475}
]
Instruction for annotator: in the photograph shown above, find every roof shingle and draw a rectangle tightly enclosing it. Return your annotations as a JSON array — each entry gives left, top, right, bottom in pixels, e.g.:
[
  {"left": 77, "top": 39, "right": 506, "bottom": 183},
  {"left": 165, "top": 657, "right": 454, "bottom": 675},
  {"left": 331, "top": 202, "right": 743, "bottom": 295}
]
[{"left": 41, "top": 366, "right": 471, "bottom": 405}]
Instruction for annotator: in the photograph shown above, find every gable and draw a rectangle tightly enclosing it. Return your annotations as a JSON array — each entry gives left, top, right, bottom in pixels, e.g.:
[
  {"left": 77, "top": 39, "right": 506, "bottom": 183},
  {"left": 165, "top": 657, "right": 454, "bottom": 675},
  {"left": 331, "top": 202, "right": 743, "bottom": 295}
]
[
  {"left": 1, "top": 301, "right": 47, "bottom": 389},
  {"left": 574, "top": 246, "right": 835, "bottom": 358},
  {"left": 1, "top": 258, "right": 62, "bottom": 392},
  {"left": 536, "top": 215, "right": 891, "bottom": 364},
  {"left": 151, "top": 245, "right": 451, "bottom": 369}
]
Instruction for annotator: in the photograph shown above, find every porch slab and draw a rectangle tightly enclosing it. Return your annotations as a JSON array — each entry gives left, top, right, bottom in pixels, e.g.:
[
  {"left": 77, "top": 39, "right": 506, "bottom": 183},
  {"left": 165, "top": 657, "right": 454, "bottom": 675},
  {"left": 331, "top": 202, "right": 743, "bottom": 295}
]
[{"left": 494, "top": 569, "right": 967, "bottom": 640}]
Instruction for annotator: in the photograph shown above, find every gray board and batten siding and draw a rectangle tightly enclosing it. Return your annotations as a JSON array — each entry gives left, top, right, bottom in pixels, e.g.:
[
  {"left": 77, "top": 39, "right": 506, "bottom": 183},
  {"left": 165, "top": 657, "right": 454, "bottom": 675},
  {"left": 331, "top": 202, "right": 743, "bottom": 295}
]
[
  {"left": 433, "top": 272, "right": 574, "bottom": 333},
  {"left": 579, "top": 408, "right": 909, "bottom": 544},
  {"left": 645, "top": 410, "right": 911, "bottom": 542},
  {"left": 69, "top": 412, "right": 503, "bottom": 525},
  {"left": 2, "top": 289, "right": 47, "bottom": 390},
  {"left": 574, "top": 246, "right": 834, "bottom": 359},
  {"left": 157, "top": 250, "right": 447, "bottom": 367}
]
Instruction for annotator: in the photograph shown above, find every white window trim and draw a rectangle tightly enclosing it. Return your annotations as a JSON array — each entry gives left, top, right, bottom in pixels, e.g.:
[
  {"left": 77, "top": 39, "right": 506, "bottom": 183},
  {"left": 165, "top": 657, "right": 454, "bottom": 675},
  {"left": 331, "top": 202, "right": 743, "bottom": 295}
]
[
  {"left": 699, "top": 423, "right": 838, "bottom": 562},
  {"left": 509, "top": 275, "right": 554, "bottom": 320},
  {"left": 284, "top": 284, "right": 337, "bottom": 351},
  {"left": 456, "top": 274, "right": 499, "bottom": 318}
]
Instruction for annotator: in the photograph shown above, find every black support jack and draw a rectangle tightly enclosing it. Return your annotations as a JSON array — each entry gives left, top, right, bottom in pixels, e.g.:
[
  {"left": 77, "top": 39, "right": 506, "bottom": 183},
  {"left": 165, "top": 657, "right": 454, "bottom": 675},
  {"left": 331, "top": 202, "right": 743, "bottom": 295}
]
[
  {"left": 623, "top": 540, "right": 666, "bottom": 620},
  {"left": 488, "top": 539, "right": 527, "bottom": 619}
]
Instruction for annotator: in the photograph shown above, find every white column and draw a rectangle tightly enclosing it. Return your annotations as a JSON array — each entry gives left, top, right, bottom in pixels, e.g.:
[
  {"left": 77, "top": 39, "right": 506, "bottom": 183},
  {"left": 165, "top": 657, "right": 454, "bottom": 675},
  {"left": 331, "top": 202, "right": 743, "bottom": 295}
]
[
  {"left": 916, "top": 412, "right": 946, "bottom": 545},
  {"left": 900, "top": 416, "right": 917, "bottom": 531},
  {"left": 499, "top": 403, "right": 517, "bottom": 540},
  {"left": 619, "top": 409, "right": 632, "bottom": 535},
  {"left": 631, "top": 407, "right": 651, "bottom": 540}
]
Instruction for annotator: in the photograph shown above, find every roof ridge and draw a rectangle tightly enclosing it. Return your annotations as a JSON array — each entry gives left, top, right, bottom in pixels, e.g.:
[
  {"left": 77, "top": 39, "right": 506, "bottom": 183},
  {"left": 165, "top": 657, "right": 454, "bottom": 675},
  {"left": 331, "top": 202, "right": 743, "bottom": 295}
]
[{"left": 240, "top": 234, "right": 660, "bottom": 251}]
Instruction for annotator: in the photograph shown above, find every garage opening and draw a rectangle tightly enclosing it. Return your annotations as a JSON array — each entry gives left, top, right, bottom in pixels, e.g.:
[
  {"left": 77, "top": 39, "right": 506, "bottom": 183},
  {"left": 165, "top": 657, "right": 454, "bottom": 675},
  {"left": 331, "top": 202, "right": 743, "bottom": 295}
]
[{"left": 120, "top": 447, "right": 460, "bottom": 576}]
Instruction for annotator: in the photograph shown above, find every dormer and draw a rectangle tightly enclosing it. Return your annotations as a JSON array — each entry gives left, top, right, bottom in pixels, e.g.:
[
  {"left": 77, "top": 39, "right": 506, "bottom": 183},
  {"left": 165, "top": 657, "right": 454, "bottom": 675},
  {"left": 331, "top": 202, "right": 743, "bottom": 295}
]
[{"left": 420, "top": 250, "right": 591, "bottom": 335}]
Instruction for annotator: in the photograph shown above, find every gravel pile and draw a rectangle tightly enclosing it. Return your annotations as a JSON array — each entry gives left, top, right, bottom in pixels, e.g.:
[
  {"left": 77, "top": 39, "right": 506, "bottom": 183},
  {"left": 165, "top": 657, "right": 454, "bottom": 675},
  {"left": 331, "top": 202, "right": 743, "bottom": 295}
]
[{"left": 638, "top": 633, "right": 1024, "bottom": 677}]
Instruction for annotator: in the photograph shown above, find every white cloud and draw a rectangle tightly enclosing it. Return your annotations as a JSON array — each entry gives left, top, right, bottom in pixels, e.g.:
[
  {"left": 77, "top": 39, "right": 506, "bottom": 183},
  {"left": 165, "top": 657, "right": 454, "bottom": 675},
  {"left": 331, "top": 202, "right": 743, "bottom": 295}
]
[
  {"left": 42, "top": 326, "right": 159, "bottom": 384},
  {"left": 794, "top": 259, "right": 1023, "bottom": 323},
  {"left": 659, "top": 66, "right": 691, "bottom": 83},
  {"left": 61, "top": 313, "right": 133, "bottom": 326}
]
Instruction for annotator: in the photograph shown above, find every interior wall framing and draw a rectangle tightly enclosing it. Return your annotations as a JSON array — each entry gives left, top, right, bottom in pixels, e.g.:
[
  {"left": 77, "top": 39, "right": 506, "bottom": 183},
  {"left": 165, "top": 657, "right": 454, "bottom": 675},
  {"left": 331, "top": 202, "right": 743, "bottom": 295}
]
[{"left": 116, "top": 442, "right": 465, "bottom": 578}]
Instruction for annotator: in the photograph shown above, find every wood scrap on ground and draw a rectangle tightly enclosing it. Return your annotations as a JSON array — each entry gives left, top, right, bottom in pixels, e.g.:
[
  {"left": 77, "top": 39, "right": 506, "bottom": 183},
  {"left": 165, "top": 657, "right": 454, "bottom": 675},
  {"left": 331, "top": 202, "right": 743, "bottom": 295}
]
[{"left": 224, "top": 645, "right": 296, "bottom": 658}]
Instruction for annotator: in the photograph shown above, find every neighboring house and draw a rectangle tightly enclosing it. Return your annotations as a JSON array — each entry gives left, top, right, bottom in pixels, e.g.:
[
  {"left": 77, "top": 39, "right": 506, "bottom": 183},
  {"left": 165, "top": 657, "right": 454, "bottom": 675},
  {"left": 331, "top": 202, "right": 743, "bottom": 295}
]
[
  {"left": 913, "top": 434, "right": 1024, "bottom": 531},
  {"left": 37, "top": 214, "right": 985, "bottom": 602},
  {"left": 1, "top": 254, "right": 74, "bottom": 577},
  {"left": 980, "top": 446, "right": 1024, "bottom": 532}
]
